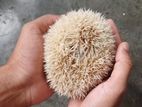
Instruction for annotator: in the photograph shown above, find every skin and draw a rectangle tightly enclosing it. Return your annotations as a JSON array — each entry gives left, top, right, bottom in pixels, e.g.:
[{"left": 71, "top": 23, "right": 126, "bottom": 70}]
[
  {"left": 68, "top": 20, "right": 132, "bottom": 107},
  {"left": 0, "top": 15, "right": 132, "bottom": 107}
]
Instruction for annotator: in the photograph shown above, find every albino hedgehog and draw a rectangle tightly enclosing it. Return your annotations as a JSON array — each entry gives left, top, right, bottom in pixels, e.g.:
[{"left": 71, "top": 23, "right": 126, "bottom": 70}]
[{"left": 44, "top": 9, "right": 116, "bottom": 99}]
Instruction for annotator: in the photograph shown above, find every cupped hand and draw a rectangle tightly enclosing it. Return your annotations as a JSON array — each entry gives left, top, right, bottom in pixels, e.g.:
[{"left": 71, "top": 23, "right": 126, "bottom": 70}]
[
  {"left": 68, "top": 19, "right": 132, "bottom": 107},
  {"left": 7, "top": 15, "right": 59, "bottom": 106},
  {"left": 2, "top": 15, "right": 132, "bottom": 107}
]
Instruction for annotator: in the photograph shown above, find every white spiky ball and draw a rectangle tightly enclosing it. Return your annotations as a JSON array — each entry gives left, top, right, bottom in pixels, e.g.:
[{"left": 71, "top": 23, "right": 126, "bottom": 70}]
[{"left": 44, "top": 9, "right": 116, "bottom": 99}]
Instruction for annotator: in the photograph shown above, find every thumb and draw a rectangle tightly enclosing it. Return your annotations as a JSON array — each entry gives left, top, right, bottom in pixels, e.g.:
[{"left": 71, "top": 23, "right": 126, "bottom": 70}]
[
  {"left": 110, "top": 42, "right": 132, "bottom": 85},
  {"left": 25, "top": 15, "right": 59, "bottom": 34}
]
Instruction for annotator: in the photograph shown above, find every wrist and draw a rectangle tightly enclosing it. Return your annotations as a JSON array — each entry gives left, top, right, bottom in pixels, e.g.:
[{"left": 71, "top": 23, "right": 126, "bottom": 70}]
[{"left": 0, "top": 64, "right": 29, "bottom": 107}]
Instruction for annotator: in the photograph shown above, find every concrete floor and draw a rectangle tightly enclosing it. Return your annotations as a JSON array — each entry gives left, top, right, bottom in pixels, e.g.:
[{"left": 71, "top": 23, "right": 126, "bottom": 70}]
[{"left": 0, "top": 0, "right": 142, "bottom": 107}]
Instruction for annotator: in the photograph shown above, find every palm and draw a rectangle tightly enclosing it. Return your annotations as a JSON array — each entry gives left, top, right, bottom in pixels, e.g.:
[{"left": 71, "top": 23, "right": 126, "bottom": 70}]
[{"left": 68, "top": 77, "right": 122, "bottom": 107}]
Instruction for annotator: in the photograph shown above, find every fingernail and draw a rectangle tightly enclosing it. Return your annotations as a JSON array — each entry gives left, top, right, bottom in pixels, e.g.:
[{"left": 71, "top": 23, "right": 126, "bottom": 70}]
[{"left": 123, "top": 42, "right": 129, "bottom": 52}]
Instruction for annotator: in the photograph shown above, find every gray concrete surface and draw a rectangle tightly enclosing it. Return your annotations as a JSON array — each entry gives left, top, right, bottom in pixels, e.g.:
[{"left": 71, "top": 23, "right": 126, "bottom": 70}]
[{"left": 0, "top": 0, "right": 142, "bottom": 107}]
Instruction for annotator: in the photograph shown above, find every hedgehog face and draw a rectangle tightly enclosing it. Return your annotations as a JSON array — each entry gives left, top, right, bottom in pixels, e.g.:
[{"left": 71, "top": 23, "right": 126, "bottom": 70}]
[{"left": 44, "top": 9, "right": 116, "bottom": 99}]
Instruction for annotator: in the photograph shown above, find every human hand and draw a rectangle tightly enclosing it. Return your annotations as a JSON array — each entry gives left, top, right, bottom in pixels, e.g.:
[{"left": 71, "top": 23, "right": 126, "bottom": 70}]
[
  {"left": 68, "top": 19, "right": 132, "bottom": 107},
  {"left": 0, "top": 15, "right": 59, "bottom": 107}
]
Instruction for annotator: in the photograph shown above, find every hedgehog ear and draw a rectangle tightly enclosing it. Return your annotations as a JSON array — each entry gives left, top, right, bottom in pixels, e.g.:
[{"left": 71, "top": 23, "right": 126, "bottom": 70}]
[{"left": 107, "top": 19, "right": 122, "bottom": 46}]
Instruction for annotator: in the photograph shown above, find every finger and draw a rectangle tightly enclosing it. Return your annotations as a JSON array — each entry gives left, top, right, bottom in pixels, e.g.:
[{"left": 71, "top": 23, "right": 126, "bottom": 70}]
[
  {"left": 110, "top": 42, "right": 132, "bottom": 85},
  {"left": 30, "top": 14, "right": 59, "bottom": 33},
  {"left": 107, "top": 19, "right": 122, "bottom": 46},
  {"left": 68, "top": 99, "right": 82, "bottom": 107}
]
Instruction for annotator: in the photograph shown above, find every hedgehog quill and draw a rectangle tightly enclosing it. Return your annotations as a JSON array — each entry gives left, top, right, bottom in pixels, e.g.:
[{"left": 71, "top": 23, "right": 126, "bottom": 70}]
[{"left": 44, "top": 9, "right": 116, "bottom": 99}]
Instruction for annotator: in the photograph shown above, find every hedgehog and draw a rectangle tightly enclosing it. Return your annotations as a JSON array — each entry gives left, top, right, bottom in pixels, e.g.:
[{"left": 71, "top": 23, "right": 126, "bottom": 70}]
[{"left": 44, "top": 9, "right": 116, "bottom": 99}]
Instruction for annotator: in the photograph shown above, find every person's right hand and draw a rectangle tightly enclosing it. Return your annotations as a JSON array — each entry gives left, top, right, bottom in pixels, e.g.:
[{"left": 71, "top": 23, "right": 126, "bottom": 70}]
[{"left": 68, "top": 19, "right": 132, "bottom": 107}]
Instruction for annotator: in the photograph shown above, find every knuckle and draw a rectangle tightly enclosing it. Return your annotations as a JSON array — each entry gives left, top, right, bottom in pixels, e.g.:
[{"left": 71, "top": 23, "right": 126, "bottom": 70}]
[
  {"left": 127, "top": 54, "right": 132, "bottom": 66},
  {"left": 22, "top": 22, "right": 37, "bottom": 32},
  {"left": 45, "top": 14, "right": 55, "bottom": 18},
  {"left": 23, "top": 22, "right": 31, "bottom": 28},
  {"left": 125, "top": 58, "right": 132, "bottom": 68},
  {"left": 112, "top": 86, "right": 126, "bottom": 97},
  {"left": 23, "top": 22, "right": 32, "bottom": 28},
  {"left": 42, "top": 14, "right": 58, "bottom": 20},
  {"left": 121, "top": 55, "right": 132, "bottom": 68},
  {"left": 39, "top": 14, "right": 53, "bottom": 20},
  {"left": 46, "top": 14, "right": 52, "bottom": 17}
]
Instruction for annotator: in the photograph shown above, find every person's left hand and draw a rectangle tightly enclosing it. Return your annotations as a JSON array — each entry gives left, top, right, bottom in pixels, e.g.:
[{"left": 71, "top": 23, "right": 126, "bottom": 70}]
[{"left": 6, "top": 15, "right": 59, "bottom": 106}]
